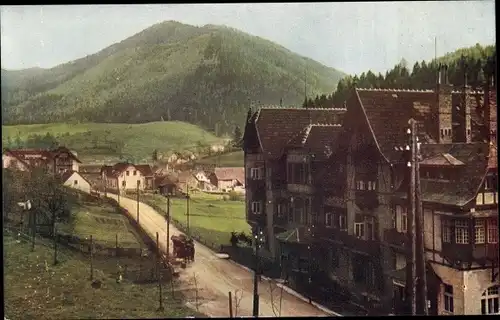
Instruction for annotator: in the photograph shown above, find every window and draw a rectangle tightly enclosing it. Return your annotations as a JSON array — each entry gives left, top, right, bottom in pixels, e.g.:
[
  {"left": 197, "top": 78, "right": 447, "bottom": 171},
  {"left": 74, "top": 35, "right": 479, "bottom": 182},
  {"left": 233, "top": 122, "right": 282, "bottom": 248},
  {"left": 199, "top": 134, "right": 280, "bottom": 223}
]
[
  {"left": 442, "top": 221, "right": 452, "bottom": 243},
  {"left": 133, "top": 170, "right": 137, "bottom": 176},
  {"left": 396, "top": 205, "right": 407, "bottom": 233},
  {"left": 455, "top": 220, "right": 469, "bottom": 244},
  {"left": 325, "top": 213, "right": 333, "bottom": 228},
  {"left": 481, "top": 285, "right": 499, "bottom": 315},
  {"left": 441, "top": 129, "right": 444, "bottom": 139},
  {"left": 356, "top": 181, "right": 365, "bottom": 190},
  {"left": 354, "top": 222, "right": 365, "bottom": 239},
  {"left": 467, "top": 129, "right": 471, "bottom": 137},
  {"left": 475, "top": 220, "right": 486, "bottom": 244},
  {"left": 251, "top": 201, "right": 261, "bottom": 215},
  {"left": 339, "top": 215, "right": 347, "bottom": 231},
  {"left": 137, "top": 180, "right": 141, "bottom": 186},
  {"left": 250, "top": 167, "right": 264, "bottom": 180},
  {"left": 444, "top": 284, "right": 454, "bottom": 313},
  {"left": 276, "top": 203, "right": 284, "bottom": 217},
  {"left": 74, "top": 180, "right": 78, "bottom": 185},
  {"left": 126, "top": 171, "right": 130, "bottom": 176},
  {"left": 122, "top": 181, "right": 126, "bottom": 187},
  {"left": 367, "top": 181, "right": 377, "bottom": 191},
  {"left": 487, "top": 221, "right": 498, "bottom": 244}
]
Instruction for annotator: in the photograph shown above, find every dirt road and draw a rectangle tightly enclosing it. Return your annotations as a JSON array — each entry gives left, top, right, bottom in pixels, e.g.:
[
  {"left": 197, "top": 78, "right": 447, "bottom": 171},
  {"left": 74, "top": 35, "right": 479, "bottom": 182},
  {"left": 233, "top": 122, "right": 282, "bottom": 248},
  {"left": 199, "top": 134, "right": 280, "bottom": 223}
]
[{"left": 106, "top": 193, "right": 333, "bottom": 317}]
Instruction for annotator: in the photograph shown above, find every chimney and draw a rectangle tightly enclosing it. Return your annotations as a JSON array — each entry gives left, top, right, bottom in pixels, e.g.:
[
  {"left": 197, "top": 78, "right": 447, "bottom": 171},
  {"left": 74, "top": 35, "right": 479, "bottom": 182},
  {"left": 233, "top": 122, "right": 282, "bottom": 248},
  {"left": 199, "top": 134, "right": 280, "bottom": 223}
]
[
  {"left": 436, "top": 64, "right": 453, "bottom": 143},
  {"left": 458, "top": 62, "right": 472, "bottom": 143}
]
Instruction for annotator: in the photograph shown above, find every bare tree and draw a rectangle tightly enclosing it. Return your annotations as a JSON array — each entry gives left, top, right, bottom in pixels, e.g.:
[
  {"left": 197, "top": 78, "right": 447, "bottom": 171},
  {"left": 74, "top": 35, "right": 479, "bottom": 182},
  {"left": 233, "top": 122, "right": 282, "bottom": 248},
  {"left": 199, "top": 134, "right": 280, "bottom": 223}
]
[
  {"left": 233, "top": 289, "right": 243, "bottom": 317},
  {"left": 192, "top": 272, "right": 200, "bottom": 312},
  {"left": 267, "top": 279, "right": 284, "bottom": 317}
]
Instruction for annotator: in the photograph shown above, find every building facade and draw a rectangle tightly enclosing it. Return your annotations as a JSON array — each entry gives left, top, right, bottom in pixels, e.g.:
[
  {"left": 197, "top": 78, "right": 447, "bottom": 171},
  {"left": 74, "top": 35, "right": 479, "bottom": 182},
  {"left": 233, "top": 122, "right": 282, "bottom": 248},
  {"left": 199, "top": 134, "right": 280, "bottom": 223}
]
[
  {"left": 242, "top": 66, "right": 498, "bottom": 315},
  {"left": 101, "top": 163, "right": 154, "bottom": 192}
]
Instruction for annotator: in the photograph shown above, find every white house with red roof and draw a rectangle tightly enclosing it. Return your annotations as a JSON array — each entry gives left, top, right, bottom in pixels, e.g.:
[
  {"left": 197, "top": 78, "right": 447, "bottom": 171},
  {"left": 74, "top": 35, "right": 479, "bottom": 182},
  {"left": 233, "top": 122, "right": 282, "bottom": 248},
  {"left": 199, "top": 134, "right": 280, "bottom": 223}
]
[
  {"left": 2, "top": 146, "right": 81, "bottom": 174},
  {"left": 100, "top": 162, "right": 154, "bottom": 192}
]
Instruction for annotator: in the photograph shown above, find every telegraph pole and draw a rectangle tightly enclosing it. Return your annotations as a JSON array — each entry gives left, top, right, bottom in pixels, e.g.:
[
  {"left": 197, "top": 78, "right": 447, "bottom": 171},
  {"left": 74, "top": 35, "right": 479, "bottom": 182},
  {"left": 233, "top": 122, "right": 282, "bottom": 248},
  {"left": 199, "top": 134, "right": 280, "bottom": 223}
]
[
  {"left": 407, "top": 119, "right": 418, "bottom": 315},
  {"left": 166, "top": 195, "right": 171, "bottom": 261},
  {"left": 136, "top": 180, "right": 140, "bottom": 224},
  {"left": 252, "top": 228, "right": 263, "bottom": 317},
  {"left": 415, "top": 131, "right": 428, "bottom": 315},
  {"left": 186, "top": 184, "right": 190, "bottom": 235}
]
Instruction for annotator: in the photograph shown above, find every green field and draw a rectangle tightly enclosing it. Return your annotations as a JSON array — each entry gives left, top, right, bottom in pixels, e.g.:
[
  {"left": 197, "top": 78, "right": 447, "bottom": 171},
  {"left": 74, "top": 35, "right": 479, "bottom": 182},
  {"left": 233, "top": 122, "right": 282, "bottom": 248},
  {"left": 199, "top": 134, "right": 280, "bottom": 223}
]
[
  {"left": 57, "top": 197, "right": 142, "bottom": 248},
  {"left": 2, "top": 121, "right": 226, "bottom": 163},
  {"left": 3, "top": 230, "right": 200, "bottom": 320},
  {"left": 196, "top": 150, "right": 244, "bottom": 167},
  {"left": 142, "top": 192, "right": 250, "bottom": 248}
]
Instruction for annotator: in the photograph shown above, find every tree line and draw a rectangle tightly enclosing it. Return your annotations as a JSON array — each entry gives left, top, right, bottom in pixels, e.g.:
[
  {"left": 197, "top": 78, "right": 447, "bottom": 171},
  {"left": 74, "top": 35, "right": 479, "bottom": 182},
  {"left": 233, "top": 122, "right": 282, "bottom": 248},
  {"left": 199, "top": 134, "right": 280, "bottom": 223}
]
[
  {"left": 303, "top": 44, "right": 496, "bottom": 109},
  {"left": 4, "top": 132, "right": 60, "bottom": 150}
]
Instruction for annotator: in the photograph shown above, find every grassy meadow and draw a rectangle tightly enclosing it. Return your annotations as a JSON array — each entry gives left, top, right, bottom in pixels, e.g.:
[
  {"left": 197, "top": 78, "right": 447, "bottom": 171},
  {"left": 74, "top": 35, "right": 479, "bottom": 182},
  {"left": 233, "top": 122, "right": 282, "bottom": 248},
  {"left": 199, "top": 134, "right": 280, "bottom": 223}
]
[
  {"left": 196, "top": 150, "right": 244, "bottom": 167},
  {"left": 57, "top": 196, "right": 142, "bottom": 248},
  {"left": 141, "top": 192, "right": 250, "bottom": 248},
  {"left": 2, "top": 121, "right": 226, "bottom": 163}
]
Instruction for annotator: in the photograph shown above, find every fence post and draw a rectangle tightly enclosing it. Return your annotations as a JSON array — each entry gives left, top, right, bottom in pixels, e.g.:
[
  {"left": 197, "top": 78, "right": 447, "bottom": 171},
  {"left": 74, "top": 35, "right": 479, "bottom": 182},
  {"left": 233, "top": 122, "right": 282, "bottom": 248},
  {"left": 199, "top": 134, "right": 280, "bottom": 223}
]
[
  {"left": 156, "top": 232, "right": 163, "bottom": 311},
  {"left": 90, "top": 235, "right": 94, "bottom": 281},
  {"left": 229, "top": 291, "right": 234, "bottom": 318},
  {"left": 115, "top": 234, "right": 118, "bottom": 257}
]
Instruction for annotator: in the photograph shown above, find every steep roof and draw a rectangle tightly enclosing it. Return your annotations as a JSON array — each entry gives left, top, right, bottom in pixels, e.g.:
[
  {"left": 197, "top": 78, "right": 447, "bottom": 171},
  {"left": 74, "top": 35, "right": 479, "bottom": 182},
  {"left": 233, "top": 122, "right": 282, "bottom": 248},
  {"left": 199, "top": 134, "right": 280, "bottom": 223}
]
[
  {"left": 420, "top": 153, "right": 465, "bottom": 166},
  {"left": 61, "top": 170, "right": 93, "bottom": 186},
  {"left": 396, "top": 142, "right": 490, "bottom": 206},
  {"left": 214, "top": 167, "right": 245, "bottom": 183},
  {"left": 354, "top": 87, "right": 491, "bottom": 162},
  {"left": 101, "top": 163, "right": 153, "bottom": 177},
  {"left": 51, "top": 146, "right": 82, "bottom": 163},
  {"left": 253, "top": 107, "right": 346, "bottom": 159}
]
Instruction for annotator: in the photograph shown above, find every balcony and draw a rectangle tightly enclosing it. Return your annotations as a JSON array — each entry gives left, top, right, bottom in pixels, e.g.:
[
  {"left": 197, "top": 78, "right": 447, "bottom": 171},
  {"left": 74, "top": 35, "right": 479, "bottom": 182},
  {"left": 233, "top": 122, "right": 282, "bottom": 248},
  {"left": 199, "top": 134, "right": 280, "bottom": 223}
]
[
  {"left": 287, "top": 183, "right": 314, "bottom": 195},
  {"left": 442, "top": 243, "right": 499, "bottom": 265},
  {"left": 383, "top": 229, "right": 408, "bottom": 251},
  {"left": 316, "top": 227, "right": 380, "bottom": 256}
]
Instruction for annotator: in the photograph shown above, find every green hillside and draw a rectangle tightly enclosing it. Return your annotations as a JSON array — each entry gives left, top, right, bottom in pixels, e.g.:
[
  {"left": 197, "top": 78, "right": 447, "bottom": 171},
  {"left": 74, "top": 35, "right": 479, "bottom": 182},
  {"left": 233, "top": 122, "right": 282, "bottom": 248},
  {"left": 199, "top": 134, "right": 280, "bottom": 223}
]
[
  {"left": 1, "top": 21, "right": 345, "bottom": 134},
  {"left": 2, "top": 121, "right": 225, "bottom": 163}
]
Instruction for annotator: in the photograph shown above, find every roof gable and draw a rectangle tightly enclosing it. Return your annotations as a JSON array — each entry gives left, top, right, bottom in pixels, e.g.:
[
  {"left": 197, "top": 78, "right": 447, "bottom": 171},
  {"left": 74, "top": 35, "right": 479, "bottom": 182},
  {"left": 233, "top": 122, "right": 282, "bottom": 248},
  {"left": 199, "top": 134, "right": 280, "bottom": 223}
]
[{"left": 254, "top": 107, "right": 346, "bottom": 159}]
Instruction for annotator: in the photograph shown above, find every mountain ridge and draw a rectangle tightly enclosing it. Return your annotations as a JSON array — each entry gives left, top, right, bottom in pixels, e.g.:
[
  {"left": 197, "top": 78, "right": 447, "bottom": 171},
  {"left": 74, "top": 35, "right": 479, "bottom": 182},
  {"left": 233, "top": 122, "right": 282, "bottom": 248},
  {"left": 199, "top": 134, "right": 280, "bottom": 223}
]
[{"left": 1, "top": 21, "right": 345, "bottom": 134}]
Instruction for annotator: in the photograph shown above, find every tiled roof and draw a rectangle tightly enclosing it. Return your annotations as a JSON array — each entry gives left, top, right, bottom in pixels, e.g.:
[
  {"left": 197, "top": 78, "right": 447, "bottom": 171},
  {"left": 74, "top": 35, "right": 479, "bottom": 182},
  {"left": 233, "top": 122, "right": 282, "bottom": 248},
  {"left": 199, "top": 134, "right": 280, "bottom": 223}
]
[
  {"left": 420, "top": 153, "right": 465, "bottom": 166},
  {"left": 79, "top": 164, "right": 103, "bottom": 173},
  {"left": 355, "top": 87, "right": 491, "bottom": 162},
  {"left": 396, "top": 142, "right": 490, "bottom": 206},
  {"left": 51, "top": 146, "right": 82, "bottom": 163},
  {"left": 214, "top": 167, "right": 245, "bottom": 183},
  {"left": 254, "top": 107, "right": 346, "bottom": 159},
  {"left": 155, "top": 173, "right": 178, "bottom": 187},
  {"left": 101, "top": 163, "right": 153, "bottom": 177}
]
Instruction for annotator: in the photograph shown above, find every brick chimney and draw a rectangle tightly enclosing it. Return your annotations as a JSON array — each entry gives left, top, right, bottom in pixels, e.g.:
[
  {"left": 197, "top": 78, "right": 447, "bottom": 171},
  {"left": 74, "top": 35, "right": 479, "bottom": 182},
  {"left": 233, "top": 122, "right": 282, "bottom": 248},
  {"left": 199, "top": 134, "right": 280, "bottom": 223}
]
[
  {"left": 457, "top": 74, "right": 472, "bottom": 143},
  {"left": 436, "top": 64, "right": 453, "bottom": 143}
]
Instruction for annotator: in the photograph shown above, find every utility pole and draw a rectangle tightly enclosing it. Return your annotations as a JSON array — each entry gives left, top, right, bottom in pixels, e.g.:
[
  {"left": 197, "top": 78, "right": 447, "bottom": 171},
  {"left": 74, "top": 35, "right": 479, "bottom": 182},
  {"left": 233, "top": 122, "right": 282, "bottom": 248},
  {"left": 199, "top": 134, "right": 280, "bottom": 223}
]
[
  {"left": 186, "top": 184, "right": 190, "bottom": 235},
  {"left": 415, "top": 131, "right": 428, "bottom": 315},
  {"left": 252, "top": 228, "right": 263, "bottom": 317},
  {"left": 52, "top": 210, "right": 58, "bottom": 265},
  {"left": 136, "top": 180, "right": 140, "bottom": 224},
  {"left": 166, "top": 195, "right": 171, "bottom": 261},
  {"left": 156, "top": 232, "right": 164, "bottom": 311},
  {"left": 118, "top": 185, "right": 121, "bottom": 204},
  {"left": 31, "top": 208, "right": 36, "bottom": 252},
  {"left": 406, "top": 119, "right": 418, "bottom": 315}
]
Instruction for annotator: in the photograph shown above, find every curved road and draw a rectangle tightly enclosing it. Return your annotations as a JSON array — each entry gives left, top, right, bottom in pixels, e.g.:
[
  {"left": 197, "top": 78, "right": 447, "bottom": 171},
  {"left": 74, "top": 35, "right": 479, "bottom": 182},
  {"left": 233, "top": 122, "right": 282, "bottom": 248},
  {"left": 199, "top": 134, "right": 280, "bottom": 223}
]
[{"left": 106, "top": 193, "right": 333, "bottom": 317}]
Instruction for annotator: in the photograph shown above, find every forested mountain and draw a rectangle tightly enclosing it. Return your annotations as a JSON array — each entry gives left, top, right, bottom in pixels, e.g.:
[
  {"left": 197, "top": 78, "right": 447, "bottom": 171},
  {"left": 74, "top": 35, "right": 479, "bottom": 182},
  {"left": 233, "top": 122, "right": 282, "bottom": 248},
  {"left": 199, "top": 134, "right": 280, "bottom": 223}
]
[
  {"left": 303, "top": 43, "right": 496, "bottom": 108},
  {"left": 1, "top": 21, "right": 345, "bottom": 135}
]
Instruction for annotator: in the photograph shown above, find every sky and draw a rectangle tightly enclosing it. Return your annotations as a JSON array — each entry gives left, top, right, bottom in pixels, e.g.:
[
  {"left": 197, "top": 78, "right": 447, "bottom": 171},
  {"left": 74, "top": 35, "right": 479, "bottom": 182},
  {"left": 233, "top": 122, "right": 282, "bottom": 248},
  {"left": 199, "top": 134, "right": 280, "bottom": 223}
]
[{"left": 0, "top": 2, "right": 495, "bottom": 75}]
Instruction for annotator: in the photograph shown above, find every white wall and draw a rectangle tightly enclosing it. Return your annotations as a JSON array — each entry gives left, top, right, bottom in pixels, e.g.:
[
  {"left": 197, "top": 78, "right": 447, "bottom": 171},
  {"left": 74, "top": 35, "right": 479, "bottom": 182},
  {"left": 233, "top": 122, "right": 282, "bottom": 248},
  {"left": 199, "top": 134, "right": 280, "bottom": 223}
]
[
  {"left": 64, "top": 172, "right": 91, "bottom": 193},
  {"left": 116, "top": 165, "right": 146, "bottom": 191}
]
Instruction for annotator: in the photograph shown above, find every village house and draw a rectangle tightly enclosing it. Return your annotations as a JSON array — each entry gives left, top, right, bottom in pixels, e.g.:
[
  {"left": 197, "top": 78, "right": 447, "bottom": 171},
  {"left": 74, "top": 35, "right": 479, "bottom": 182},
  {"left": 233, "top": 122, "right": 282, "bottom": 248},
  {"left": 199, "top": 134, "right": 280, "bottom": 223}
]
[
  {"left": 242, "top": 65, "right": 498, "bottom": 315},
  {"left": 155, "top": 173, "right": 179, "bottom": 196},
  {"left": 193, "top": 170, "right": 213, "bottom": 190},
  {"left": 61, "top": 170, "right": 93, "bottom": 193},
  {"left": 100, "top": 162, "right": 154, "bottom": 192},
  {"left": 208, "top": 167, "right": 245, "bottom": 192},
  {"left": 3, "top": 146, "right": 81, "bottom": 174}
]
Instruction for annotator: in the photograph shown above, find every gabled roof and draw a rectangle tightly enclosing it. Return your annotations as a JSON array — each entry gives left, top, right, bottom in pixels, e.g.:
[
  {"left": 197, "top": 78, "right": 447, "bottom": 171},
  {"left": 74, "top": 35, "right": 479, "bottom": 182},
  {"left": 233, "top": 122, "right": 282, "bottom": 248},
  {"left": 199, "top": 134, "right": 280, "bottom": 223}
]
[
  {"left": 420, "top": 153, "right": 465, "bottom": 166},
  {"left": 51, "top": 146, "right": 82, "bottom": 163},
  {"left": 354, "top": 87, "right": 491, "bottom": 162},
  {"left": 155, "top": 173, "right": 178, "bottom": 187},
  {"left": 252, "top": 107, "right": 346, "bottom": 159},
  {"left": 213, "top": 167, "right": 245, "bottom": 183},
  {"left": 396, "top": 142, "right": 490, "bottom": 206},
  {"left": 61, "top": 170, "right": 93, "bottom": 186},
  {"left": 101, "top": 163, "right": 153, "bottom": 177}
]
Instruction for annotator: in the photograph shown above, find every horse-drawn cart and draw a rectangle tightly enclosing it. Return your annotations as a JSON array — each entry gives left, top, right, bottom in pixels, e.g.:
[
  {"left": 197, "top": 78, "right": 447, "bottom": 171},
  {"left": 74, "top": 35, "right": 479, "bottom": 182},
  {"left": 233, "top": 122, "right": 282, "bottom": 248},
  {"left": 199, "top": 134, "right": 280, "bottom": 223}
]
[{"left": 171, "top": 234, "right": 195, "bottom": 264}]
